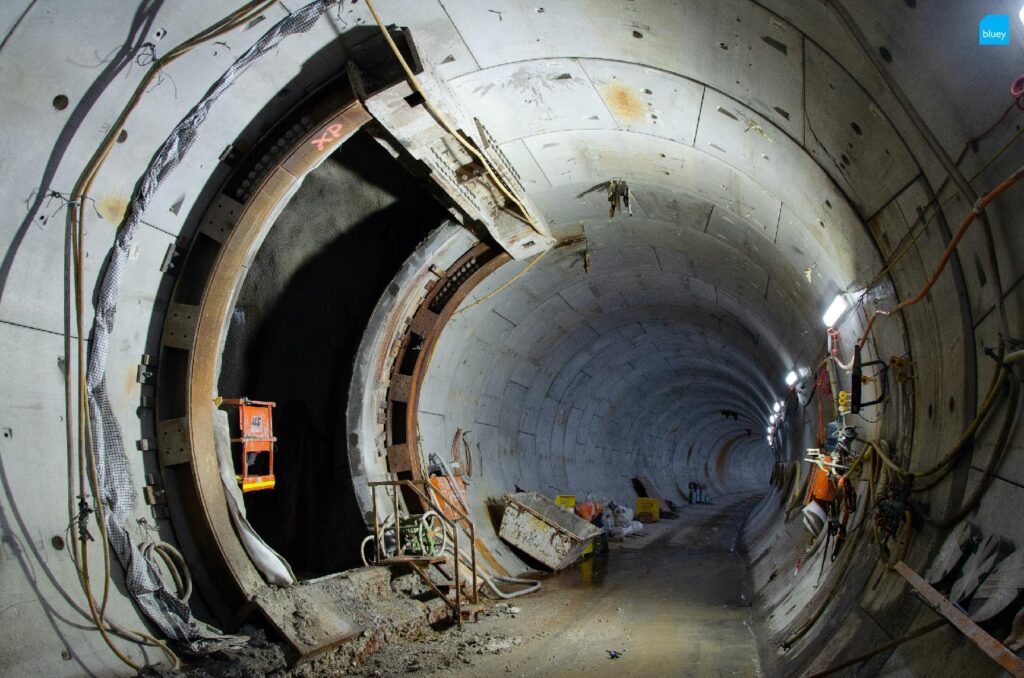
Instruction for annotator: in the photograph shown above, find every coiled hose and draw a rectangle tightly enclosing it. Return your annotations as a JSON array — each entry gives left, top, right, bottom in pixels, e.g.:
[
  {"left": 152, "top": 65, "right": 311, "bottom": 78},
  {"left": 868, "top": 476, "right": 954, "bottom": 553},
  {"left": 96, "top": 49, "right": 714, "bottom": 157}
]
[
  {"left": 443, "top": 533, "right": 542, "bottom": 600},
  {"left": 141, "top": 541, "right": 193, "bottom": 602},
  {"left": 358, "top": 515, "right": 541, "bottom": 599}
]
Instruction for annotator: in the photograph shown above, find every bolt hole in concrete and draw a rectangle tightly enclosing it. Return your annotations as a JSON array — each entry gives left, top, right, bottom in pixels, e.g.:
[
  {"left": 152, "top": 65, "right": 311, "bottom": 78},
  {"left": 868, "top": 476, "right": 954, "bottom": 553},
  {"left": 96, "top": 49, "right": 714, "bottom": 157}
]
[
  {"left": 218, "top": 131, "right": 449, "bottom": 577},
  {"left": 52, "top": 94, "right": 69, "bottom": 110}
]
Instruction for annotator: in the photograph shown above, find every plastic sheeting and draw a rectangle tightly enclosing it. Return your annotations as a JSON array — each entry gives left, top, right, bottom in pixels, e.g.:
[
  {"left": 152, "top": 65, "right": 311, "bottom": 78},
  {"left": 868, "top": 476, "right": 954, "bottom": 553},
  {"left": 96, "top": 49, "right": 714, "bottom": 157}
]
[
  {"left": 213, "top": 409, "right": 296, "bottom": 587},
  {"left": 83, "top": 0, "right": 334, "bottom": 651}
]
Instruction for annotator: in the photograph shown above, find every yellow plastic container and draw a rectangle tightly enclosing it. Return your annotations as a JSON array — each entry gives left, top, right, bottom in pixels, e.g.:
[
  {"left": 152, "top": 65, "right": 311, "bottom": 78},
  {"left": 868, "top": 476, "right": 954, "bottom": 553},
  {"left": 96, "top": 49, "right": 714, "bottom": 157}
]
[{"left": 635, "top": 497, "right": 660, "bottom": 523}]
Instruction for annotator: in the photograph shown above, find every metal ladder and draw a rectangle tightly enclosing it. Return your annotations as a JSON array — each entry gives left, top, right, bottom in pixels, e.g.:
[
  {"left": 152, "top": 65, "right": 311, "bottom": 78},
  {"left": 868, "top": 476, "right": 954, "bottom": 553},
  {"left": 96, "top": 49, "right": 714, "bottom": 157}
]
[{"left": 367, "top": 479, "right": 482, "bottom": 625}]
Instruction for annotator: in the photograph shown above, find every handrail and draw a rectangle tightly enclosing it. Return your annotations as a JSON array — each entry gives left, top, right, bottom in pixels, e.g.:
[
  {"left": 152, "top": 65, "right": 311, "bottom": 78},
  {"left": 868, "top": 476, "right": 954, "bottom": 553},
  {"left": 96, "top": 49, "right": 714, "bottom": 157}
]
[{"left": 368, "top": 479, "right": 479, "bottom": 624}]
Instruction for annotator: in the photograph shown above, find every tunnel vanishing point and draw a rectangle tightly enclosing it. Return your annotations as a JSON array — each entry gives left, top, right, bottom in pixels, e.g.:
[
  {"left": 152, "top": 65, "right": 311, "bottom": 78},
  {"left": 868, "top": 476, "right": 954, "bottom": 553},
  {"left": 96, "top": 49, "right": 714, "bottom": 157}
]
[{"left": 2, "top": 1, "right": 1024, "bottom": 676}]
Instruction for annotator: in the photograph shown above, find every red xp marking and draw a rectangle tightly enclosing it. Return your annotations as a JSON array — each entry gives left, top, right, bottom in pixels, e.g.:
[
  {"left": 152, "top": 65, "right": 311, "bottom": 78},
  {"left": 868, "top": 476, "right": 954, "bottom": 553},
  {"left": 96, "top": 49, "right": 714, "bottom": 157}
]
[{"left": 309, "top": 123, "right": 344, "bottom": 151}]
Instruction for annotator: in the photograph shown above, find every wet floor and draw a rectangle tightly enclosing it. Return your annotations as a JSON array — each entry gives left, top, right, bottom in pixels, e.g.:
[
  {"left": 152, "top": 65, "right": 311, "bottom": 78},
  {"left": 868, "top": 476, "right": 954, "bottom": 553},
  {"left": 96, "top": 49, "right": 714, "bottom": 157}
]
[{"left": 433, "top": 492, "right": 765, "bottom": 677}]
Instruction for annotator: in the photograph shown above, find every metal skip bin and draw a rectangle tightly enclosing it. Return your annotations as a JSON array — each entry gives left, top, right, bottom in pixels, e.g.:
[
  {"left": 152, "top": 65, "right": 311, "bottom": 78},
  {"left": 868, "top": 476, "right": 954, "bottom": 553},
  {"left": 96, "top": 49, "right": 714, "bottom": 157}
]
[{"left": 499, "top": 492, "right": 603, "bottom": 570}]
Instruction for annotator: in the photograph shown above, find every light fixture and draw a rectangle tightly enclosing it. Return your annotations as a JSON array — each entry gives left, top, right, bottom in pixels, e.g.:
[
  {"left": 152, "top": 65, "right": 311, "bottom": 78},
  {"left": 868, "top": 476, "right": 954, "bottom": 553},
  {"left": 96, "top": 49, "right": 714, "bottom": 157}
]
[
  {"left": 822, "top": 293, "right": 849, "bottom": 327},
  {"left": 773, "top": 401, "right": 782, "bottom": 413},
  {"left": 785, "top": 370, "right": 799, "bottom": 386},
  {"left": 766, "top": 426, "right": 773, "bottom": 434},
  {"left": 766, "top": 435, "right": 773, "bottom": 444},
  {"left": 1019, "top": 4, "right": 1024, "bottom": 27}
]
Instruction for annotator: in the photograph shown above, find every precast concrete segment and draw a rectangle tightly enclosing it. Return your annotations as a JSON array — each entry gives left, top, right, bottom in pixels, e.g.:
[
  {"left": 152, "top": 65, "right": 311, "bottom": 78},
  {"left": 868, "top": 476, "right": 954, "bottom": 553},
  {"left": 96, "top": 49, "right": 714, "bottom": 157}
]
[{"left": 1, "top": 1, "right": 1020, "bottom": 675}]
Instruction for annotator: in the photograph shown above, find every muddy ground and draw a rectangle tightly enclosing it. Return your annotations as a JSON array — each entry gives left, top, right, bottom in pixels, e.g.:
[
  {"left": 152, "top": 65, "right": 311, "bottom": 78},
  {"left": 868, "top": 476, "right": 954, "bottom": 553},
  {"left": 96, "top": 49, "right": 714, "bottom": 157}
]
[{"left": 150, "top": 492, "right": 762, "bottom": 677}]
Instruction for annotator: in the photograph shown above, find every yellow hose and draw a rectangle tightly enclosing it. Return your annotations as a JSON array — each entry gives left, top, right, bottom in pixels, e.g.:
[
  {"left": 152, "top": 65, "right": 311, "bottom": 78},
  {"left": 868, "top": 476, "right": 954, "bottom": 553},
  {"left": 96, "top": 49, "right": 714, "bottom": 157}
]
[{"left": 363, "top": 0, "right": 546, "bottom": 239}]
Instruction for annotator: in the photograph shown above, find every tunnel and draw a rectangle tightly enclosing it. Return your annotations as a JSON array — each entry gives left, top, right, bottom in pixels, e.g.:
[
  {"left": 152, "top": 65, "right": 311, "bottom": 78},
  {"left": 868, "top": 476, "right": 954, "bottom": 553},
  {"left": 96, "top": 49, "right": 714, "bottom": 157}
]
[{"left": 1, "top": 1, "right": 1023, "bottom": 676}]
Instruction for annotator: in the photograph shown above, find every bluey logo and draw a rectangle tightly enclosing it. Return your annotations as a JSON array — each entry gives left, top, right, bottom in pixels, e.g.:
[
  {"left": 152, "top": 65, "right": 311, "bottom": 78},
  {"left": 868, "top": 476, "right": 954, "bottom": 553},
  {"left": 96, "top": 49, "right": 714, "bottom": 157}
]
[{"left": 979, "top": 15, "right": 1010, "bottom": 45}]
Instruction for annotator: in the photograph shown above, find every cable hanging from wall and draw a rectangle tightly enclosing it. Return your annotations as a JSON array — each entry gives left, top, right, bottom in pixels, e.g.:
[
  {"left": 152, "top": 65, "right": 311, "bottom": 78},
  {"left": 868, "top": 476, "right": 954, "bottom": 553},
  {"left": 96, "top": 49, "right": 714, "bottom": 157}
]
[{"left": 62, "top": 0, "right": 351, "bottom": 670}]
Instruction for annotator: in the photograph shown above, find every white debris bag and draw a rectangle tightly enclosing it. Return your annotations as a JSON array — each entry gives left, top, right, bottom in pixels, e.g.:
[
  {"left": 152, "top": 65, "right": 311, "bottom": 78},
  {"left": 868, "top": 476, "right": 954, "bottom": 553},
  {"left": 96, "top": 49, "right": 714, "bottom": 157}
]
[{"left": 213, "top": 409, "right": 296, "bottom": 586}]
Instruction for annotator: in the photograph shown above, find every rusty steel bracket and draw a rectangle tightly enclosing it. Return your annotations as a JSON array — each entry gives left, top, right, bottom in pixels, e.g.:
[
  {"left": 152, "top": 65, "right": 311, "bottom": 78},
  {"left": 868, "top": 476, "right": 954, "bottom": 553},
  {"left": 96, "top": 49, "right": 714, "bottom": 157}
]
[
  {"left": 455, "top": 160, "right": 485, "bottom": 184},
  {"left": 160, "top": 241, "right": 187, "bottom": 274},
  {"left": 161, "top": 303, "right": 199, "bottom": 350},
  {"left": 157, "top": 417, "right": 191, "bottom": 466},
  {"left": 895, "top": 560, "right": 1024, "bottom": 677},
  {"left": 348, "top": 29, "right": 554, "bottom": 261},
  {"left": 383, "top": 243, "right": 509, "bottom": 489},
  {"left": 136, "top": 354, "right": 157, "bottom": 384},
  {"left": 143, "top": 484, "right": 167, "bottom": 506}
]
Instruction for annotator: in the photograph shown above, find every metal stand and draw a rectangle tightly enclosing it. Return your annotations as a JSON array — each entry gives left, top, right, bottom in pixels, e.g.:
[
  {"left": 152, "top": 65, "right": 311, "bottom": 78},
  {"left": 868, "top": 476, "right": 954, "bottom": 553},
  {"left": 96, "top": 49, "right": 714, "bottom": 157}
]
[{"left": 368, "top": 480, "right": 481, "bottom": 626}]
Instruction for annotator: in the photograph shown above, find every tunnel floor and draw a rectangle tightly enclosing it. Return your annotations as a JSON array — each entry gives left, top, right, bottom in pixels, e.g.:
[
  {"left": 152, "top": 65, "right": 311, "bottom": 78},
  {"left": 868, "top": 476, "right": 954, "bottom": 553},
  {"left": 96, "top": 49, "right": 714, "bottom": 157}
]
[{"left": 343, "top": 491, "right": 766, "bottom": 677}]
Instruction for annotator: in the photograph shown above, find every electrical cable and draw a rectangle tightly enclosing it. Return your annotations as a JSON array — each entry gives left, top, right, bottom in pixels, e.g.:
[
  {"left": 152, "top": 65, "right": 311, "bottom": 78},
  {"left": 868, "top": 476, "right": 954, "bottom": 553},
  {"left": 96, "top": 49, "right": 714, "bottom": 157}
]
[
  {"left": 910, "top": 357, "right": 1007, "bottom": 489},
  {"left": 64, "top": 1, "right": 276, "bottom": 671},
  {"left": 445, "top": 540, "right": 542, "bottom": 600},
  {"left": 782, "top": 447, "right": 877, "bottom": 649},
  {"left": 856, "top": 163, "right": 1024, "bottom": 348},
  {"left": 454, "top": 247, "right": 549, "bottom": 316},
  {"left": 826, "top": 1, "right": 1014, "bottom": 351},
  {"left": 142, "top": 542, "right": 193, "bottom": 602},
  {"left": 362, "top": 0, "right": 546, "bottom": 239},
  {"left": 866, "top": 124, "right": 1024, "bottom": 290},
  {"left": 925, "top": 379, "right": 1020, "bottom": 529}
]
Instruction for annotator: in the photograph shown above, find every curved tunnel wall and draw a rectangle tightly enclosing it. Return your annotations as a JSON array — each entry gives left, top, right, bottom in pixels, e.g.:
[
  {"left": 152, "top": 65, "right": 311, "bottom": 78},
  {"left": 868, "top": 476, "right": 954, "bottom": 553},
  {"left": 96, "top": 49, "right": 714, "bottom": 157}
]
[{"left": 0, "top": 1, "right": 1022, "bottom": 676}]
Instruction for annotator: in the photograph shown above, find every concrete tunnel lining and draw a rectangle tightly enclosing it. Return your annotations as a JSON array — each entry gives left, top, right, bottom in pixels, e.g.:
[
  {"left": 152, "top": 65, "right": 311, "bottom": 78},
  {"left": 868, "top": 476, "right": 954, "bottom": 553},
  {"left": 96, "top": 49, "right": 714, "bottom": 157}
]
[{"left": 2, "top": 0, "right": 1024, "bottom": 674}]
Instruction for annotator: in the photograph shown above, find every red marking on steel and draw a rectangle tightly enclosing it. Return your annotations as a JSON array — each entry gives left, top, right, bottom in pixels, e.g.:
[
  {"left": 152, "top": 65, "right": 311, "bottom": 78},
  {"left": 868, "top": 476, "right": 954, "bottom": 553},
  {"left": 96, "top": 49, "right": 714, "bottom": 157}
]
[{"left": 309, "top": 123, "right": 344, "bottom": 152}]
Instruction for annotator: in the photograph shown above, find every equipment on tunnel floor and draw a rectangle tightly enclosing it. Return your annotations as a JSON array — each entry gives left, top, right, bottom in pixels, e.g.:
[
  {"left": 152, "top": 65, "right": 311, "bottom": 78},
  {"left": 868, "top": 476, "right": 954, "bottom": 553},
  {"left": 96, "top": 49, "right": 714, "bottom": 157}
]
[
  {"left": 632, "top": 475, "right": 673, "bottom": 514},
  {"left": 220, "top": 397, "right": 278, "bottom": 492},
  {"left": 554, "top": 494, "right": 576, "bottom": 510},
  {"left": 499, "top": 492, "right": 603, "bottom": 570},
  {"left": 607, "top": 502, "right": 644, "bottom": 538},
  {"left": 688, "top": 481, "right": 711, "bottom": 504},
  {"left": 575, "top": 500, "right": 610, "bottom": 554},
  {"left": 366, "top": 479, "right": 482, "bottom": 625},
  {"left": 635, "top": 497, "right": 660, "bottom": 523},
  {"left": 364, "top": 512, "right": 448, "bottom": 560}
]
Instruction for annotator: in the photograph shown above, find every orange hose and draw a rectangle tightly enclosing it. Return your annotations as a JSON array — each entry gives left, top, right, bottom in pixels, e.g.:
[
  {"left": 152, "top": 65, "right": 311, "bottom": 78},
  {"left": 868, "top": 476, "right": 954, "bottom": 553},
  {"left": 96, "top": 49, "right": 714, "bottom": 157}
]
[{"left": 858, "top": 164, "right": 1024, "bottom": 347}]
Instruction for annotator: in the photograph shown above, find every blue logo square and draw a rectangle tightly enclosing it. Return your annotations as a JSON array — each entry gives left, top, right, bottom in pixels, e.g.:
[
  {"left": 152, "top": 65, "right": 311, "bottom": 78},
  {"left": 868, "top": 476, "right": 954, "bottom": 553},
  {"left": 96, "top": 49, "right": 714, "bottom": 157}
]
[{"left": 979, "top": 15, "right": 1010, "bottom": 45}]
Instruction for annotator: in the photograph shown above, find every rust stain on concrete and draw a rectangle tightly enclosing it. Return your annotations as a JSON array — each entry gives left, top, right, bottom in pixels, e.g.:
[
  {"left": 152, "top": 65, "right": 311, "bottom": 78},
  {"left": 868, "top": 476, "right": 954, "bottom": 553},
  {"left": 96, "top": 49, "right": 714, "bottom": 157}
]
[
  {"left": 98, "top": 194, "right": 128, "bottom": 224},
  {"left": 602, "top": 82, "right": 645, "bottom": 122}
]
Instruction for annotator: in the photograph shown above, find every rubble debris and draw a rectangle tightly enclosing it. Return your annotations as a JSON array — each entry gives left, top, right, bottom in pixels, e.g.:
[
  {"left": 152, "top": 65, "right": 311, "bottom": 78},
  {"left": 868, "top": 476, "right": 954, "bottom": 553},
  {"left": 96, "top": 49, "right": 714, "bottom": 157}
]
[{"left": 140, "top": 626, "right": 287, "bottom": 678}]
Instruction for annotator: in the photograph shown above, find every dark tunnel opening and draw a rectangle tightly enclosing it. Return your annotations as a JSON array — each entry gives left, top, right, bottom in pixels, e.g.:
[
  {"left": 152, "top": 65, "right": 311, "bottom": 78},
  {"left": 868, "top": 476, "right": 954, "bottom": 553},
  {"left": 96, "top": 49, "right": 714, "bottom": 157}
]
[
  {"left": 4, "top": 2, "right": 1024, "bottom": 675},
  {"left": 217, "top": 130, "right": 450, "bottom": 576}
]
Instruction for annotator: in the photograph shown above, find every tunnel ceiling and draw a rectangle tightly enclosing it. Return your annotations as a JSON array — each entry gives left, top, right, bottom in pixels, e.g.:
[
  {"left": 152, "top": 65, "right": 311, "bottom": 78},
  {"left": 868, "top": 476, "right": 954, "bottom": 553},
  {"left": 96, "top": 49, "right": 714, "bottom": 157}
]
[
  {"left": 398, "top": 0, "right": 912, "bottom": 486},
  {"left": 3, "top": 0, "right": 1024, "bottom": 674}
]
